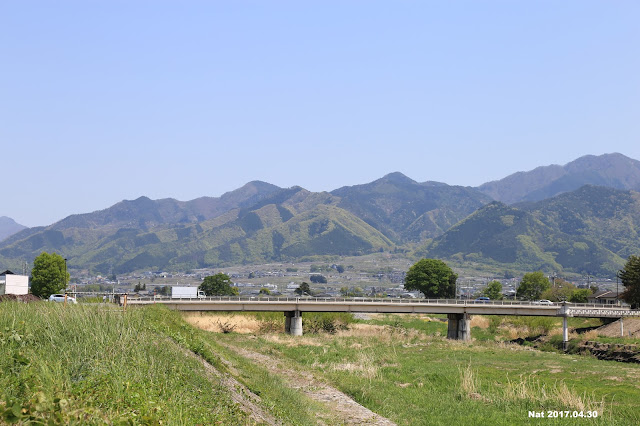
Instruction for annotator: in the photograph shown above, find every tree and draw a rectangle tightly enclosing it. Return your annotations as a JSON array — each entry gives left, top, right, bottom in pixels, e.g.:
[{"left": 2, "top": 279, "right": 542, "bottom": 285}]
[
  {"left": 30, "top": 252, "right": 69, "bottom": 298},
  {"left": 200, "top": 273, "right": 238, "bottom": 296},
  {"left": 310, "top": 274, "right": 327, "bottom": 284},
  {"left": 340, "top": 286, "right": 363, "bottom": 297},
  {"left": 482, "top": 280, "right": 503, "bottom": 300},
  {"left": 620, "top": 255, "right": 640, "bottom": 309},
  {"left": 259, "top": 287, "right": 271, "bottom": 295},
  {"left": 295, "top": 282, "right": 311, "bottom": 296},
  {"left": 404, "top": 259, "right": 457, "bottom": 299},
  {"left": 336, "top": 265, "right": 345, "bottom": 273},
  {"left": 516, "top": 272, "right": 551, "bottom": 301},
  {"left": 569, "top": 288, "right": 591, "bottom": 303},
  {"left": 541, "top": 278, "right": 576, "bottom": 302}
]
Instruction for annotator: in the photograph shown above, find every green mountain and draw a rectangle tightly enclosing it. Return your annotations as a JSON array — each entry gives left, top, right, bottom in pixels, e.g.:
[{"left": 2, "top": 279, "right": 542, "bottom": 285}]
[
  {"left": 0, "top": 186, "right": 392, "bottom": 274},
  {"left": 422, "top": 199, "right": 626, "bottom": 276},
  {"left": 519, "top": 185, "right": 640, "bottom": 260},
  {"left": 332, "top": 172, "right": 492, "bottom": 242},
  {"left": 3, "top": 166, "right": 640, "bottom": 276},
  {"left": 477, "top": 153, "right": 640, "bottom": 204}
]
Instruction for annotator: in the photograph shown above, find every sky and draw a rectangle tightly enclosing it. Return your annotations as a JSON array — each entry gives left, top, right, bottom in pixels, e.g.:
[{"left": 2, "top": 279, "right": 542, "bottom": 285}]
[{"left": 2, "top": 1, "right": 639, "bottom": 227}]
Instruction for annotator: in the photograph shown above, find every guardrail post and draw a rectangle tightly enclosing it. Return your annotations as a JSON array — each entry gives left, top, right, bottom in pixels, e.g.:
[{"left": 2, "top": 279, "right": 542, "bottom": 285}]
[
  {"left": 620, "top": 317, "right": 624, "bottom": 337},
  {"left": 562, "top": 317, "right": 568, "bottom": 351}
]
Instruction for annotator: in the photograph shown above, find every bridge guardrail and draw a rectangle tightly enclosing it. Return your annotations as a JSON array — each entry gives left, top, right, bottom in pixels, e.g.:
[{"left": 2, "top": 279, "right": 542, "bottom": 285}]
[{"left": 124, "top": 295, "right": 635, "bottom": 310}]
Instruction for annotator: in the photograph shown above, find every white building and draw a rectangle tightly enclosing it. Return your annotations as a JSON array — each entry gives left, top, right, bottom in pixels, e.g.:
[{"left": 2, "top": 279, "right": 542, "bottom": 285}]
[{"left": 0, "top": 270, "right": 29, "bottom": 295}]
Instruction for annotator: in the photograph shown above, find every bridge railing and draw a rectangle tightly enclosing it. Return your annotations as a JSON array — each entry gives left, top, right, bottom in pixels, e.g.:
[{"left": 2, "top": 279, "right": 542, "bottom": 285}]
[{"left": 124, "top": 295, "right": 634, "bottom": 310}]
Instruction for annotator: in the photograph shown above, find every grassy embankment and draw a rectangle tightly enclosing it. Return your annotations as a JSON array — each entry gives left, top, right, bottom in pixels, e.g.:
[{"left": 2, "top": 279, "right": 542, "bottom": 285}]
[{"left": 0, "top": 302, "right": 329, "bottom": 424}]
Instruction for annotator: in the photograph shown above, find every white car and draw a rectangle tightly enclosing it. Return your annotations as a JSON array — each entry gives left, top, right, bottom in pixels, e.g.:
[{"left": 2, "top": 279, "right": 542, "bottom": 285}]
[
  {"left": 532, "top": 299, "right": 553, "bottom": 305},
  {"left": 48, "top": 294, "right": 77, "bottom": 304}
]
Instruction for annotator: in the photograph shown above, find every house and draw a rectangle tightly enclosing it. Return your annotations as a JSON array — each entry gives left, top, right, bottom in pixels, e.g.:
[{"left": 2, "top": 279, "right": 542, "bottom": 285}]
[
  {"left": 0, "top": 270, "right": 29, "bottom": 295},
  {"left": 587, "top": 290, "right": 623, "bottom": 305}
]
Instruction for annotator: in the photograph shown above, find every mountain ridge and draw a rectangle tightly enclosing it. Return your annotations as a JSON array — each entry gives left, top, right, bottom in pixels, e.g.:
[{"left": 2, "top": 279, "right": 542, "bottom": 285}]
[{"left": 2, "top": 153, "right": 640, "bottom": 275}]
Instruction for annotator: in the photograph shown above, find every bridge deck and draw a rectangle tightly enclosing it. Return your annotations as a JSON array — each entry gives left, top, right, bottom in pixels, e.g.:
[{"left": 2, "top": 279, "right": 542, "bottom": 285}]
[{"left": 124, "top": 296, "right": 640, "bottom": 318}]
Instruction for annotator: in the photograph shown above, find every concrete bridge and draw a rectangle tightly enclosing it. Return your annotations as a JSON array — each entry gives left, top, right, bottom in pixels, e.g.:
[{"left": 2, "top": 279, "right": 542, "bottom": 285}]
[{"left": 123, "top": 296, "right": 640, "bottom": 347}]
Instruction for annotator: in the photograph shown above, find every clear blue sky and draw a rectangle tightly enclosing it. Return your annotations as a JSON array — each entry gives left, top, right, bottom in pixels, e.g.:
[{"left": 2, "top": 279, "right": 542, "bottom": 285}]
[{"left": 2, "top": 1, "right": 639, "bottom": 227}]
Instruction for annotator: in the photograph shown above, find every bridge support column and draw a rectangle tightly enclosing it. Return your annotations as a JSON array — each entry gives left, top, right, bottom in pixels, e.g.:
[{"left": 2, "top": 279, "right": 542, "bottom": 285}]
[
  {"left": 447, "top": 313, "right": 471, "bottom": 340},
  {"left": 285, "top": 311, "right": 303, "bottom": 336},
  {"left": 284, "top": 312, "right": 292, "bottom": 333},
  {"left": 620, "top": 317, "right": 624, "bottom": 337},
  {"left": 562, "top": 317, "right": 568, "bottom": 351}
]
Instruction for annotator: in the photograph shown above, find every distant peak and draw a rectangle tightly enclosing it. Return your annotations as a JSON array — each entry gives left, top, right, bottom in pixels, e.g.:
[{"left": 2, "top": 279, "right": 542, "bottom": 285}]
[
  {"left": 130, "top": 196, "right": 152, "bottom": 203},
  {"left": 379, "top": 172, "right": 416, "bottom": 185}
]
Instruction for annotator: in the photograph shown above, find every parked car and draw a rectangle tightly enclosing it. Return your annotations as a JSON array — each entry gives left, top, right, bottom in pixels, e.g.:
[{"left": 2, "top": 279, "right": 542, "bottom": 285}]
[
  {"left": 474, "top": 296, "right": 491, "bottom": 303},
  {"left": 48, "top": 294, "right": 77, "bottom": 304},
  {"left": 533, "top": 299, "right": 553, "bottom": 305}
]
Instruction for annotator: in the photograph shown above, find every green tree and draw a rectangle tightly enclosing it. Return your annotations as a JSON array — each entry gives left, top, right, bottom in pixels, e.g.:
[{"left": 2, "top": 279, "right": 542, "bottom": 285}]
[
  {"left": 30, "top": 252, "right": 69, "bottom": 298},
  {"left": 310, "top": 274, "right": 327, "bottom": 284},
  {"left": 340, "top": 286, "right": 363, "bottom": 297},
  {"left": 482, "top": 280, "right": 503, "bottom": 300},
  {"left": 295, "top": 282, "right": 311, "bottom": 296},
  {"left": 404, "top": 259, "right": 457, "bottom": 299},
  {"left": 336, "top": 265, "right": 345, "bottom": 273},
  {"left": 541, "top": 278, "right": 576, "bottom": 302},
  {"left": 516, "top": 272, "right": 551, "bottom": 301},
  {"left": 259, "top": 287, "right": 271, "bottom": 295},
  {"left": 620, "top": 255, "right": 640, "bottom": 308},
  {"left": 200, "top": 273, "right": 238, "bottom": 296},
  {"left": 569, "top": 288, "right": 591, "bottom": 303}
]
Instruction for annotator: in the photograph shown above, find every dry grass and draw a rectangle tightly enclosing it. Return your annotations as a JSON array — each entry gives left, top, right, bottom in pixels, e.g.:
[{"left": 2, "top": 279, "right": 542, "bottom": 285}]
[
  {"left": 581, "top": 329, "right": 600, "bottom": 341},
  {"left": 262, "top": 334, "right": 328, "bottom": 347},
  {"left": 183, "top": 313, "right": 265, "bottom": 334},
  {"left": 470, "top": 316, "right": 489, "bottom": 329},
  {"left": 460, "top": 364, "right": 479, "bottom": 395},
  {"left": 459, "top": 366, "right": 604, "bottom": 413},
  {"left": 500, "top": 325, "right": 531, "bottom": 340},
  {"left": 332, "top": 351, "right": 379, "bottom": 381}
]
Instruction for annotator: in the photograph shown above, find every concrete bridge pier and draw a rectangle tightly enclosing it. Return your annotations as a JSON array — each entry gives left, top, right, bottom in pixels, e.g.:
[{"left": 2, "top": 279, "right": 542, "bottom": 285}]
[
  {"left": 285, "top": 311, "right": 303, "bottom": 336},
  {"left": 447, "top": 313, "right": 471, "bottom": 340}
]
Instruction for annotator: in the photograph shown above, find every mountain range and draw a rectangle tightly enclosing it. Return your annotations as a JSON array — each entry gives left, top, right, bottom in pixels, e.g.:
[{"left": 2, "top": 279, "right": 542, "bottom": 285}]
[
  {"left": 0, "top": 217, "right": 26, "bottom": 243},
  {"left": 2, "top": 153, "right": 640, "bottom": 276}
]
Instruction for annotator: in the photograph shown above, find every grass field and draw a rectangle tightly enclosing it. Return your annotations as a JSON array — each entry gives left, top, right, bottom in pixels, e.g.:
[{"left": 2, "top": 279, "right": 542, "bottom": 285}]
[
  {"left": 2, "top": 303, "right": 640, "bottom": 425},
  {"left": 208, "top": 312, "right": 640, "bottom": 425}
]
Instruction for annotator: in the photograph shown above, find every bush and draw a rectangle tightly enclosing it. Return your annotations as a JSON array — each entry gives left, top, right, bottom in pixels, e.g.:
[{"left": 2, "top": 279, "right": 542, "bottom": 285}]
[{"left": 303, "top": 313, "right": 353, "bottom": 334}]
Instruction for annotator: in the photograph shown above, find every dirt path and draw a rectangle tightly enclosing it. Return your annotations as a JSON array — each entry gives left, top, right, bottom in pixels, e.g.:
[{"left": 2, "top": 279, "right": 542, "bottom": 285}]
[
  {"left": 178, "top": 345, "right": 280, "bottom": 425},
  {"left": 219, "top": 341, "right": 396, "bottom": 425}
]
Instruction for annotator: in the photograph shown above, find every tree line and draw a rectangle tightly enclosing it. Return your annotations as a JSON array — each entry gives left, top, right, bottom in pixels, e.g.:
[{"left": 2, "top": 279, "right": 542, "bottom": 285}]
[{"left": 21, "top": 251, "right": 640, "bottom": 308}]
